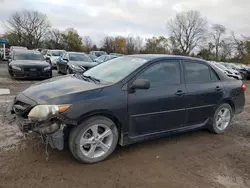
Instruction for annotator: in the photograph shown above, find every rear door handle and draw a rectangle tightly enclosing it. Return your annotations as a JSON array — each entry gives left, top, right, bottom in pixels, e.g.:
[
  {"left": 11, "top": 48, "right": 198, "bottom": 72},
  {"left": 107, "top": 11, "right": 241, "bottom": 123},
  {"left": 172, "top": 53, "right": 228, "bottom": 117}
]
[
  {"left": 215, "top": 86, "right": 222, "bottom": 91},
  {"left": 175, "top": 90, "right": 185, "bottom": 96}
]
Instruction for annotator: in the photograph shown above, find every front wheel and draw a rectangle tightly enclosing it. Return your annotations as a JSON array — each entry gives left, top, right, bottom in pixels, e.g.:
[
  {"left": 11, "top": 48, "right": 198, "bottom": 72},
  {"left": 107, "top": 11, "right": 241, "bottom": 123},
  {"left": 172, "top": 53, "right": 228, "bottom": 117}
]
[
  {"left": 69, "top": 116, "right": 119, "bottom": 164},
  {"left": 209, "top": 103, "right": 233, "bottom": 134},
  {"left": 66, "top": 67, "right": 70, "bottom": 74}
]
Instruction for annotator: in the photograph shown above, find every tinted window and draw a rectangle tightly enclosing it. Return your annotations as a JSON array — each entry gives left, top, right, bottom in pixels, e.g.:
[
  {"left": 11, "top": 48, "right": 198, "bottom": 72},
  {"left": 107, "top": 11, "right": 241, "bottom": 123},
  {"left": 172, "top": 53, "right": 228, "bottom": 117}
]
[
  {"left": 210, "top": 69, "right": 219, "bottom": 81},
  {"left": 184, "top": 62, "right": 210, "bottom": 83},
  {"left": 138, "top": 61, "right": 181, "bottom": 87},
  {"left": 69, "top": 53, "right": 93, "bottom": 62},
  {"left": 52, "top": 51, "right": 64, "bottom": 56}
]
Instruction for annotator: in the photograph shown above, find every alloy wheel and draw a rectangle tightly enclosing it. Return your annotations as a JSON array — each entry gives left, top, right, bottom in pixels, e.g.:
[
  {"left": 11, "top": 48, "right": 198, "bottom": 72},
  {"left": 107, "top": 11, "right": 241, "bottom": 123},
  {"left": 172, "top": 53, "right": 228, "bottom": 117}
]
[
  {"left": 215, "top": 107, "right": 231, "bottom": 131},
  {"left": 79, "top": 124, "right": 113, "bottom": 158}
]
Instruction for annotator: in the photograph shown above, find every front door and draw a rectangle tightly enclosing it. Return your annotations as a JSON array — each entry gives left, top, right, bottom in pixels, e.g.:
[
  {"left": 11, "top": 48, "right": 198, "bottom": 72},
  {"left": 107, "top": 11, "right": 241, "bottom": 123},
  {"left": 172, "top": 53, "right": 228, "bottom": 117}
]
[
  {"left": 128, "top": 60, "right": 187, "bottom": 137},
  {"left": 182, "top": 61, "right": 224, "bottom": 126}
]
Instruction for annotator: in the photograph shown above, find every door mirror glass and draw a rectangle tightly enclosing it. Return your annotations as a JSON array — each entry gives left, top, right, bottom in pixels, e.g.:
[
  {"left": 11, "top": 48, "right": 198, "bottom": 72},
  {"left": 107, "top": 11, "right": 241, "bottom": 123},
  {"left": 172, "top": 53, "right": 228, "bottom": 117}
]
[
  {"left": 130, "top": 79, "right": 150, "bottom": 90},
  {"left": 47, "top": 54, "right": 51, "bottom": 56}
]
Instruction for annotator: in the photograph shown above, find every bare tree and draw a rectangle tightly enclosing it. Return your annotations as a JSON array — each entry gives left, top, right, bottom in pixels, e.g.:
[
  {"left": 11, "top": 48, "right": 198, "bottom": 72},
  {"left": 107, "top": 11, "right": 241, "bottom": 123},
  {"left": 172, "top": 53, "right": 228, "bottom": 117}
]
[
  {"left": 220, "top": 39, "right": 233, "bottom": 61},
  {"left": 82, "top": 36, "right": 93, "bottom": 53},
  {"left": 167, "top": 10, "right": 207, "bottom": 55},
  {"left": 126, "top": 36, "right": 136, "bottom": 54},
  {"left": 101, "top": 36, "right": 115, "bottom": 53},
  {"left": 6, "top": 11, "right": 51, "bottom": 48},
  {"left": 44, "top": 28, "right": 62, "bottom": 49},
  {"left": 211, "top": 24, "right": 226, "bottom": 60}
]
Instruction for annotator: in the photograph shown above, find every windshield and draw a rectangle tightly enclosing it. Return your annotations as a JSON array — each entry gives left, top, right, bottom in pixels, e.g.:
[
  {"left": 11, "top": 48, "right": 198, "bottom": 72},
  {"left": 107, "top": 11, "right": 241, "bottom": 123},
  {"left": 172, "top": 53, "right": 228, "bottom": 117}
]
[
  {"left": 83, "top": 56, "right": 147, "bottom": 83},
  {"left": 13, "top": 46, "right": 27, "bottom": 50},
  {"left": 69, "top": 53, "right": 93, "bottom": 62},
  {"left": 52, "top": 51, "right": 64, "bottom": 56},
  {"left": 41, "top": 50, "right": 48, "bottom": 55},
  {"left": 215, "top": 63, "right": 227, "bottom": 70},
  {"left": 14, "top": 52, "right": 43, "bottom": 60},
  {"left": 94, "top": 52, "right": 106, "bottom": 57}
]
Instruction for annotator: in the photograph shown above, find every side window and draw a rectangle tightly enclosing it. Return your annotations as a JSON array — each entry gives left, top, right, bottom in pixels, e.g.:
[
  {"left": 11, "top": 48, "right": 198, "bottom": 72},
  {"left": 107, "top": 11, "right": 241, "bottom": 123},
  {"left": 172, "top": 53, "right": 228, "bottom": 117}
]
[
  {"left": 210, "top": 69, "right": 219, "bottom": 81},
  {"left": 138, "top": 61, "right": 181, "bottom": 87},
  {"left": 99, "top": 56, "right": 106, "bottom": 61},
  {"left": 184, "top": 61, "right": 211, "bottom": 83}
]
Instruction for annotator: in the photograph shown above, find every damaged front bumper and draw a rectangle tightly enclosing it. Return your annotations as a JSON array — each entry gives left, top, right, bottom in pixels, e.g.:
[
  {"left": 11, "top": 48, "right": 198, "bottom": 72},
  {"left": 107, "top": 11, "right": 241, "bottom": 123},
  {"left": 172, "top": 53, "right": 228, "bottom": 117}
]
[{"left": 3, "top": 99, "right": 76, "bottom": 151}]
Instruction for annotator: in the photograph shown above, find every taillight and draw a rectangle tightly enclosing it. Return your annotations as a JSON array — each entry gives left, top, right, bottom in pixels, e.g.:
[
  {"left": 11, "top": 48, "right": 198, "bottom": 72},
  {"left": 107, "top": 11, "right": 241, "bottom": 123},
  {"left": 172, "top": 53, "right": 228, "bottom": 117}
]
[{"left": 242, "top": 84, "right": 247, "bottom": 92}]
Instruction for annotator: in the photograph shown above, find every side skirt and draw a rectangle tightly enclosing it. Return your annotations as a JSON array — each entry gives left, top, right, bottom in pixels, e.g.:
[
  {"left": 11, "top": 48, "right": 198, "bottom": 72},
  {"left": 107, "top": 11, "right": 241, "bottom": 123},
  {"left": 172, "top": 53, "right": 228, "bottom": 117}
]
[{"left": 119, "top": 119, "right": 209, "bottom": 146}]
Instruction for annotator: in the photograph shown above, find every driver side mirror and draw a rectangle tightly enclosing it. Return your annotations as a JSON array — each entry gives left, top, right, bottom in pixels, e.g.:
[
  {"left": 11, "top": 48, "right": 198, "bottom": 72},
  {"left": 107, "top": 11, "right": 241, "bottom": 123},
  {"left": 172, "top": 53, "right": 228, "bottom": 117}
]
[
  {"left": 47, "top": 54, "right": 51, "bottom": 57},
  {"left": 8, "top": 58, "right": 12, "bottom": 63},
  {"left": 130, "top": 79, "right": 150, "bottom": 90}
]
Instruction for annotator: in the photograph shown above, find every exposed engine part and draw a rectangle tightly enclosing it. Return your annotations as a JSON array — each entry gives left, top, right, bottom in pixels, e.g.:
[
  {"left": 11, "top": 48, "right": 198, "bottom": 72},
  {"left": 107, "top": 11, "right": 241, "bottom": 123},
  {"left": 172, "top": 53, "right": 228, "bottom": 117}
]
[
  {"left": 48, "top": 129, "right": 64, "bottom": 150},
  {"left": 33, "top": 122, "right": 60, "bottom": 134}
]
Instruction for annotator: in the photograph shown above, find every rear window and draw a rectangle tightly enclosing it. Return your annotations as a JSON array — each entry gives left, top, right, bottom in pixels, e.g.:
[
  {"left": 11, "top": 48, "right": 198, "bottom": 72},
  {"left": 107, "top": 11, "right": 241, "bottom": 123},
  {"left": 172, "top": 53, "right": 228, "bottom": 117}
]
[{"left": 184, "top": 61, "right": 211, "bottom": 83}]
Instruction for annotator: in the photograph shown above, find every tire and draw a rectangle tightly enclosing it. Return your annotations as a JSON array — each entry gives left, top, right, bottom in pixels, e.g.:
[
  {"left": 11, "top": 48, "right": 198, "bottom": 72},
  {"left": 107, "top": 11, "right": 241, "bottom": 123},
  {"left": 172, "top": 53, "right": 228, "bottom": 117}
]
[
  {"left": 69, "top": 116, "right": 119, "bottom": 164},
  {"left": 209, "top": 103, "right": 233, "bottom": 134}
]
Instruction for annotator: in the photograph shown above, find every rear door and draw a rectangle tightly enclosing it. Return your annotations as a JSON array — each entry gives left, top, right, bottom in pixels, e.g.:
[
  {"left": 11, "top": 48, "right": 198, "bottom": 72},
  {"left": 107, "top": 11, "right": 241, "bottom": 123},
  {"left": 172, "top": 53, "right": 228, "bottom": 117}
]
[
  {"left": 128, "top": 60, "right": 187, "bottom": 137},
  {"left": 183, "top": 60, "right": 224, "bottom": 127}
]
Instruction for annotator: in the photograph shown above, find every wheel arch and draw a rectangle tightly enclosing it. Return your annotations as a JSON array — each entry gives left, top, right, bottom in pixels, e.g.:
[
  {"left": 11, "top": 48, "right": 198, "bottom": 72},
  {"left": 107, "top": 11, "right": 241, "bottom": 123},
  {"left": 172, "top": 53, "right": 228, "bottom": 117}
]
[
  {"left": 74, "top": 110, "right": 123, "bottom": 144},
  {"left": 219, "top": 99, "right": 235, "bottom": 113}
]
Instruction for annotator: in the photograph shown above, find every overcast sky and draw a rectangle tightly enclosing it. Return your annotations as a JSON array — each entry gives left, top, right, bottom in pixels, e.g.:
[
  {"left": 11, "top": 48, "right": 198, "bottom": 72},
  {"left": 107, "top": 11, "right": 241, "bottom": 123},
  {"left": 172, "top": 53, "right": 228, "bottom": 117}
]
[{"left": 0, "top": 0, "right": 249, "bottom": 45}]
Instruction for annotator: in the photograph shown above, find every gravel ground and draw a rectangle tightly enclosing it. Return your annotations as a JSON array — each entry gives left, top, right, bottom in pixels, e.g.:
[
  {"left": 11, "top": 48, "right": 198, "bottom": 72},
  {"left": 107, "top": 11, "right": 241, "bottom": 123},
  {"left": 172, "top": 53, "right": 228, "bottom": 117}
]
[{"left": 0, "top": 61, "right": 250, "bottom": 188}]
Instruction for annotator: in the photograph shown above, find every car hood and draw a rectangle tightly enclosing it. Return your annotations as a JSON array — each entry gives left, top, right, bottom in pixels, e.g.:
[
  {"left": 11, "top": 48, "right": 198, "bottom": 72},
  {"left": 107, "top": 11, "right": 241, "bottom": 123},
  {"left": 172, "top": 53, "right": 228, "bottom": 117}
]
[
  {"left": 70, "top": 61, "right": 98, "bottom": 67},
  {"left": 11, "top": 60, "right": 50, "bottom": 67},
  {"left": 22, "top": 75, "right": 105, "bottom": 104}
]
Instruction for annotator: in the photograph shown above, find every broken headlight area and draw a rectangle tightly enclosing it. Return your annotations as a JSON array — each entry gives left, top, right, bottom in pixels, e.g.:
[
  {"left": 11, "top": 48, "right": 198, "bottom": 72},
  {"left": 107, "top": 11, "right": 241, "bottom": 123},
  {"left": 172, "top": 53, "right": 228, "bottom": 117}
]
[{"left": 3, "top": 102, "right": 77, "bottom": 151}]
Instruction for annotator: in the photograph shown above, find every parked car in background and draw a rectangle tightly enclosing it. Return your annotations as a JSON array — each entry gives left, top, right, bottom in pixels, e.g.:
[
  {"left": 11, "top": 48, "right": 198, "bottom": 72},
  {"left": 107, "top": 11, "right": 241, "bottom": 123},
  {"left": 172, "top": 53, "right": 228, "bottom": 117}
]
[
  {"left": 89, "top": 51, "right": 107, "bottom": 58},
  {"left": 95, "top": 54, "right": 118, "bottom": 64},
  {"left": 8, "top": 50, "right": 52, "bottom": 79},
  {"left": 237, "top": 64, "right": 250, "bottom": 79},
  {"left": 88, "top": 54, "right": 97, "bottom": 61},
  {"left": 109, "top": 53, "right": 124, "bottom": 56},
  {"left": 222, "top": 63, "right": 248, "bottom": 80},
  {"left": 0, "top": 48, "right": 10, "bottom": 60},
  {"left": 45, "top": 50, "right": 66, "bottom": 68},
  {"left": 211, "top": 62, "right": 242, "bottom": 80},
  {"left": 8, "top": 55, "right": 246, "bottom": 163},
  {"left": 57, "top": 52, "right": 98, "bottom": 74},
  {"left": 10, "top": 46, "right": 28, "bottom": 52},
  {"left": 41, "top": 49, "right": 49, "bottom": 58}
]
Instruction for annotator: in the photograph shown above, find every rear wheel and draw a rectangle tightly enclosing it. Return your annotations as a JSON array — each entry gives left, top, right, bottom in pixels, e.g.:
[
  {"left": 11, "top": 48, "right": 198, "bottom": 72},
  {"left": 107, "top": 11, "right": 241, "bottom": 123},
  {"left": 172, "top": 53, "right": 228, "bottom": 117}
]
[
  {"left": 69, "top": 116, "right": 119, "bottom": 164},
  {"left": 210, "top": 103, "right": 233, "bottom": 134}
]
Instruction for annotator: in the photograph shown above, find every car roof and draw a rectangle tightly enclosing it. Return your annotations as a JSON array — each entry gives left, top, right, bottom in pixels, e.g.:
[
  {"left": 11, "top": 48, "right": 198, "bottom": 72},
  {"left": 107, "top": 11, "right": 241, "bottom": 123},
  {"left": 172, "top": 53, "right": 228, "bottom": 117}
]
[
  {"left": 68, "top": 52, "right": 86, "bottom": 54},
  {"left": 14, "top": 50, "right": 41, "bottom": 54},
  {"left": 127, "top": 54, "right": 207, "bottom": 62}
]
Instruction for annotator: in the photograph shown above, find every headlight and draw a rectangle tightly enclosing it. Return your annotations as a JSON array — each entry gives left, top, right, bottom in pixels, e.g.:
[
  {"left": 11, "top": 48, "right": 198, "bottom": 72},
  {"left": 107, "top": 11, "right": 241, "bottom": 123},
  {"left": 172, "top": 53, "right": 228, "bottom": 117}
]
[
  {"left": 69, "top": 64, "right": 81, "bottom": 70},
  {"left": 28, "top": 104, "right": 71, "bottom": 121},
  {"left": 44, "top": 66, "right": 51, "bottom": 71},
  {"left": 12, "top": 65, "right": 21, "bottom": 70}
]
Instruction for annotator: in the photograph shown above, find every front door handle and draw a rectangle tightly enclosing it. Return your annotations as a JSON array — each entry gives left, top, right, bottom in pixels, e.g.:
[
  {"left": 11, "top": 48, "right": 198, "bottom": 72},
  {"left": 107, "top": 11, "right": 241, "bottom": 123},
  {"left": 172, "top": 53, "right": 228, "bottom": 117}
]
[
  {"left": 175, "top": 90, "right": 185, "bottom": 96},
  {"left": 215, "top": 86, "right": 222, "bottom": 91}
]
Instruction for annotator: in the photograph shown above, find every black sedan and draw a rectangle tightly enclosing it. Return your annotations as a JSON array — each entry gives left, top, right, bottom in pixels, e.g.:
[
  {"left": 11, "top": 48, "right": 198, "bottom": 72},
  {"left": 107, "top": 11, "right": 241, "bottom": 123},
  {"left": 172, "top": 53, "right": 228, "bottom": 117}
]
[
  {"left": 7, "top": 55, "right": 246, "bottom": 164},
  {"left": 8, "top": 50, "right": 52, "bottom": 79},
  {"left": 57, "top": 52, "right": 98, "bottom": 74}
]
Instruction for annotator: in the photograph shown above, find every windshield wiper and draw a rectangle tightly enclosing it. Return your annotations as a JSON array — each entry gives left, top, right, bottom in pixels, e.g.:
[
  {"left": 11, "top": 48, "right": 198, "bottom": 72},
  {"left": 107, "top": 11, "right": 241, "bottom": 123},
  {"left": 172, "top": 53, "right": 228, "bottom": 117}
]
[{"left": 82, "top": 75, "right": 100, "bottom": 83}]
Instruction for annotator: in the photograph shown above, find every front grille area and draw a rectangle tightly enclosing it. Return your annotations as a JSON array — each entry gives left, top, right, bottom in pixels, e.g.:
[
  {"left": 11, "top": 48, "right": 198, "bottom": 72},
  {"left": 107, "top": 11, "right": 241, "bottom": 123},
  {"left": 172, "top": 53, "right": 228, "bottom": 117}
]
[{"left": 23, "top": 67, "right": 42, "bottom": 72}]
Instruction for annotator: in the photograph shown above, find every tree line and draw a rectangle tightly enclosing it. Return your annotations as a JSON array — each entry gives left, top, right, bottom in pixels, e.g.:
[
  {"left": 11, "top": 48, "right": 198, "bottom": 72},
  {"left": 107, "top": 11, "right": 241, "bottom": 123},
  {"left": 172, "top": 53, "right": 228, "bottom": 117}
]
[{"left": 2, "top": 10, "right": 250, "bottom": 64}]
